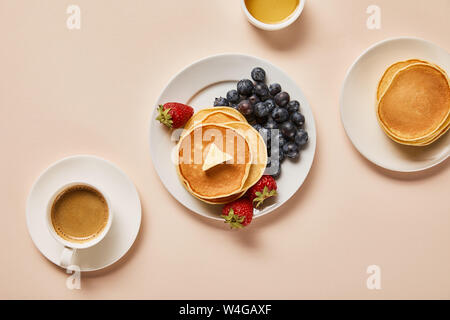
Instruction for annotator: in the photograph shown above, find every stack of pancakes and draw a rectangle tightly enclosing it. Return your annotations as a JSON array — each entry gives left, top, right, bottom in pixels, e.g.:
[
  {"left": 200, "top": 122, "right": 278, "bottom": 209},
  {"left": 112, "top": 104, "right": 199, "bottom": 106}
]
[
  {"left": 376, "top": 59, "right": 450, "bottom": 146},
  {"left": 176, "top": 107, "right": 267, "bottom": 204}
]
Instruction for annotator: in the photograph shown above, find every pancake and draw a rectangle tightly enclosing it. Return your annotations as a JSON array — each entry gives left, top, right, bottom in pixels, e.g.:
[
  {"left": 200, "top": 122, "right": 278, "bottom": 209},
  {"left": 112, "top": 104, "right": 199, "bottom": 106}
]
[
  {"left": 177, "top": 124, "right": 252, "bottom": 199},
  {"left": 377, "top": 63, "right": 450, "bottom": 143},
  {"left": 180, "top": 179, "right": 245, "bottom": 204},
  {"left": 183, "top": 107, "right": 247, "bottom": 134},
  {"left": 194, "top": 122, "right": 266, "bottom": 204},
  {"left": 195, "top": 191, "right": 246, "bottom": 204},
  {"left": 377, "top": 59, "right": 427, "bottom": 101},
  {"left": 377, "top": 59, "right": 448, "bottom": 101},
  {"left": 385, "top": 119, "right": 449, "bottom": 146},
  {"left": 222, "top": 122, "right": 267, "bottom": 190},
  {"left": 190, "top": 122, "right": 266, "bottom": 204}
]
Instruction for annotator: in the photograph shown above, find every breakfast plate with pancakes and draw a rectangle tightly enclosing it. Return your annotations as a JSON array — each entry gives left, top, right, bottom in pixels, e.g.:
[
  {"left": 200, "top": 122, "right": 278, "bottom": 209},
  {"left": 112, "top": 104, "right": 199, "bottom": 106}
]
[
  {"left": 149, "top": 54, "right": 316, "bottom": 220},
  {"left": 340, "top": 37, "right": 450, "bottom": 172}
]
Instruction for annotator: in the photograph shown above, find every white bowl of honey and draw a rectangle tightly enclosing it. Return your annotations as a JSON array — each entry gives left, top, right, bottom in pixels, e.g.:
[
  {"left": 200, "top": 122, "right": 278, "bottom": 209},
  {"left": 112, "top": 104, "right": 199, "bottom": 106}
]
[{"left": 241, "top": 0, "right": 305, "bottom": 31}]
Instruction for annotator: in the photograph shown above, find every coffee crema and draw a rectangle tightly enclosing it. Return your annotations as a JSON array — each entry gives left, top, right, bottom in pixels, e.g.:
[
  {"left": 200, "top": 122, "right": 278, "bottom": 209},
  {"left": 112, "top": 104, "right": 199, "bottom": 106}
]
[{"left": 51, "top": 185, "right": 109, "bottom": 243}]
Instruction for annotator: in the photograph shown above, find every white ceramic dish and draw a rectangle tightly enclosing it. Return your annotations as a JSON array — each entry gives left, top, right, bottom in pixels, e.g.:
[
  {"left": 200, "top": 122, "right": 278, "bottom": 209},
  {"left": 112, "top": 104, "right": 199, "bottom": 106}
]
[
  {"left": 26, "top": 155, "right": 141, "bottom": 271},
  {"left": 149, "top": 53, "right": 316, "bottom": 221},
  {"left": 340, "top": 37, "right": 450, "bottom": 172},
  {"left": 241, "top": 0, "right": 305, "bottom": 31}
]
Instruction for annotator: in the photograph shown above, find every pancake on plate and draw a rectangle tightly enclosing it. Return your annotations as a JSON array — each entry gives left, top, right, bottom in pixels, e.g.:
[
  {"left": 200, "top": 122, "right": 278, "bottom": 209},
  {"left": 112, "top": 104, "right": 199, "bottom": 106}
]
[
  {"left": 182, "top": 107, "right": 247, "bottom": 135},
  {"left": 222, "top": 121, "right": 267, "bottom": 190},
  {"left": 192, "top": 190, "right": 246, "bottom": 205},
  {"left": 377, "top": 59, "right": 426, "bottom": 101},
  {"left": 376, "top": 61, "right": 450, "bottom": 146},
  {"left": 176, "top": 123, "right": 253, "bottom": 200}
]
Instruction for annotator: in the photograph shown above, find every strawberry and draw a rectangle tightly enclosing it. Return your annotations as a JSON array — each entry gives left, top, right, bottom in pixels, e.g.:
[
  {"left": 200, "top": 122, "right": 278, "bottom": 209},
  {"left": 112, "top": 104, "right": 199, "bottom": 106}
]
[
  {"left": 221, "top": 198, "right": 253, "bottom": 229},
  {"left": 246, "top": 175, "right": 277, "bottom": 208},
  {"left": 156, "top": 102, "right": 194, "bottom": 129}
]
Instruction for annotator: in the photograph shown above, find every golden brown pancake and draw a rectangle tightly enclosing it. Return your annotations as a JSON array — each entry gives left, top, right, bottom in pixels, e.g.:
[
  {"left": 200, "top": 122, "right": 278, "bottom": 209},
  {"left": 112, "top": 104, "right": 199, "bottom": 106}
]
[
  {"left": 222, "top": 122, "right": 267, "bottom": 190},
  {"left": 377, "top": 63, "right": 450, "bottom": 142},
  {"left": 194, "top": 122, "right": 267, "bottom": 204},
  {"left": 195, "top": 191, "right": 246, "bottom": 204},
  {"left": 385, "top": 119, "right": 449, "bottom": 146},
  {"left": 183, "top": 107, "right": 246, "bottom": 134},
  {"left": 180, "top": 179, "right": 245, "bottom": 204},
  {"left": 377, "top": 59, "right": 426, "bottom": 101},
  {"left": 177, "top": 124, "right": 252, "bottom": 199}
]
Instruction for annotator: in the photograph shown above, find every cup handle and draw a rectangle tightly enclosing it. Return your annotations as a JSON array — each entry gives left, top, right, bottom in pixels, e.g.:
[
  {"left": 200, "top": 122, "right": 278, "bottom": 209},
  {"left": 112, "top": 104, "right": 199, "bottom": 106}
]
[{"left": 60, "top": 247, "right": 76, "bottom": 268}]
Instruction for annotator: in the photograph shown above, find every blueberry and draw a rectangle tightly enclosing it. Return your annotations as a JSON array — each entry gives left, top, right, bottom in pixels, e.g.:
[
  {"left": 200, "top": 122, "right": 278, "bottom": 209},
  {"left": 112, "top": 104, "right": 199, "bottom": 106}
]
[
  {"left": 295, "top": 129, "right": 308, "bottom": 147},
  {"left": 237, "top": 79, "right": 254, "bottom": 96},
  {"left": 256, "top": 115, "right": 268, "bottom": 124},
  {"left": 260, "top": 95, "right": 272, "bottom": 102},
  {"left": 278, "top": 133, "right": 287, "bottom": 148},
  {"left": 283, "top": 142, "right": 299, "bottom": 159},
  {"left": 254, "top": 82, "right": 269, "bottom": 97},
  {"left": 287, "top": 100, "right": 300, "bottom": 113},
  {"left": 248, "top": 94, "right": 260, "bottom": 106},
  {"left": 245, "top": 114, "right": 256, "bottom": 123},
  {"left": 252, "top": 123, "right": 262, "bottom": 131},
  {"left": 280, "top": 121, "right": 296, "bottom": 140},
  {"left": 264, "top": 118, "right": 278, "bottom": 130},
  {"left": 226, "top": 90, "right": 239, "bottom": 103},
  {"left": 214, "top": 96, "right": 229, "bottom": 107},
  {"left": 274, "top": 91, "right": 290, "bottom": 107},
  {"left": 254, "top": 102, "right": 269, "bottom": 118},
  {"left": 272, "top": 107, "right": 289, "bottom": 123},
  {"left": 291, "top": 112, "right": 305, "bottom": 127},
  {"left": 230, "top": 103, "right": 239, "bottom": 110},
  {"left": 264, "top": 99, "right": 276, "bottom": 113},
  {"left": 251, "top": 67, "right": 266, "bottom": 82},
  {"left": 269, "top": 83, "right": 282, "bottom": 96},
  {"left": 239, "top": 94, "right": 248, "bottom": 101},
  {"left": 238, "top": 100, "right": 253, "bottom": 116}
]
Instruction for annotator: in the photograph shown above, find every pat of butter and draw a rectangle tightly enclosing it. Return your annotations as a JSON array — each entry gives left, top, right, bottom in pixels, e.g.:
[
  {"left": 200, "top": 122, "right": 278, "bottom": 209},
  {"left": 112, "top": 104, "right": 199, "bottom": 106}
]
[{"left": 202, "top": 143, "right": 233, "bottom": 171}]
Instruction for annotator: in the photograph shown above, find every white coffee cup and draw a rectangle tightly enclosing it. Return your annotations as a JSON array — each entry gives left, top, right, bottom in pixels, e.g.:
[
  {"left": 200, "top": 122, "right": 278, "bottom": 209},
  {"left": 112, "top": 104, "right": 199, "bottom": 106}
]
[
  {"left": 241, "top": 0, "right": 305, "bottom": 31},
  {"left": 46, "top": 182, "right": 113, "bottom": 268}
]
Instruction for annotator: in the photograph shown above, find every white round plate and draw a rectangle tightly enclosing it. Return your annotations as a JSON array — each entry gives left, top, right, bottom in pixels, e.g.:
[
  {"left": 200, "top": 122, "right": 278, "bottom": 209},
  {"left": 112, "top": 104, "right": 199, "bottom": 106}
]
[
  {"left": 26, "top": 155, "right": 141, "bottom": 272},
  {"left": 149, "top": 54, "right": 316, "bottom": 220},
  {"left": 340, "top": 37, "right": 450, "bottom": 172}
]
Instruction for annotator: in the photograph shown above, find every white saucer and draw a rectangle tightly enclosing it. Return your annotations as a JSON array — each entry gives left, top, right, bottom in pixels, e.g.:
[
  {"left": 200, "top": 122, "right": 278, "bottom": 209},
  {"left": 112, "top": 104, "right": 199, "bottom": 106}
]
[
  {"left": 340, "top": 37, "right": 450, "bottom": 172},
  {"left": 26, "top": 155, "right": 141, "bottom": 272},
  {"left": 149, "top": 54, "right": 316, "bottom": 220}
]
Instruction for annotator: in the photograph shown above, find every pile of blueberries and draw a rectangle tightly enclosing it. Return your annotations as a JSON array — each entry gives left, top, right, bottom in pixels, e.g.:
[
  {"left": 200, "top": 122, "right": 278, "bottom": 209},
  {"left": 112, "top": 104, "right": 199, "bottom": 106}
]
[{"left": 213, "top": 67, "right": 308, "bottom": 178}]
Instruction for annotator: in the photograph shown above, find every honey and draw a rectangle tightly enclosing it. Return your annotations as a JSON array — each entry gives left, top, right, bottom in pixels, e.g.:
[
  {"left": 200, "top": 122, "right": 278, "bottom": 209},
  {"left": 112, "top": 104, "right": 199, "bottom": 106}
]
[{"left": 245, "top": 0, "right": 300, "bottom": 24}]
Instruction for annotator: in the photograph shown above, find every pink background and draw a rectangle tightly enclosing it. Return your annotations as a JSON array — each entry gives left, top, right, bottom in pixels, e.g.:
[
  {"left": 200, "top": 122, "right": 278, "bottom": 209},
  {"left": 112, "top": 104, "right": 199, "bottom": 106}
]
[{"left": 1, "top": 0, "right": 449, "bottom": 299}]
